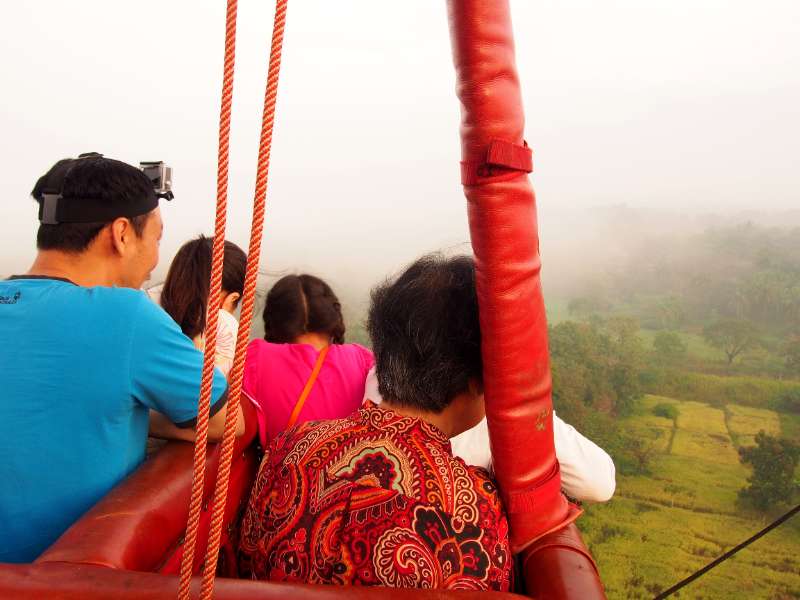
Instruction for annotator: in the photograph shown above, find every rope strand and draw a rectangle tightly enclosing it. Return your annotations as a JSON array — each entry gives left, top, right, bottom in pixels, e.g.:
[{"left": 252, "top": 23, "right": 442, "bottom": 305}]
[
  {"left": 177, "top": 1, "right": 239, "bottom": 598},
  {"left": 198, "top": 2, "right": 289, "bottom": 598}
]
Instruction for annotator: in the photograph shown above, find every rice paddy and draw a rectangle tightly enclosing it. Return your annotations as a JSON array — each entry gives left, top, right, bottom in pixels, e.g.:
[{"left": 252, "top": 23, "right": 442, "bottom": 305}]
[{"left": 580, "top": 395, "right": 800, "bottom": 599}]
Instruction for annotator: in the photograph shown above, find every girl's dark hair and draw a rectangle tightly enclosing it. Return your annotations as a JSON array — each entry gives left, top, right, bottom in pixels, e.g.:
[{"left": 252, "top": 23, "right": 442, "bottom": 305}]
[
  {"left": 160, "top": 235, "right": 247, "bottom": 339},
  {"left": 263, "top": 274, "right": 345, "bottom": 344},
  {"left": 367, "top": 254, "right": 482, "bottom": 413}
]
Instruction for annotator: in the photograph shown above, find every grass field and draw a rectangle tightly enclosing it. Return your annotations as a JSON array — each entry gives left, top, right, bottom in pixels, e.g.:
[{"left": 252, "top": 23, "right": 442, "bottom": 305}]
[
  {"left": 580, "top": 395, "right": 800, "bottom": 599},
  {"left": 726, "top": 404, "right": 782, "bottom": 448}
]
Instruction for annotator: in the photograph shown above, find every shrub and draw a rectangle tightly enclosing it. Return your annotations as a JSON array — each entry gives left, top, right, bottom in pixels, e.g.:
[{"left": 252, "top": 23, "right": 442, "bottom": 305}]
[
  {"left": 774, "top": 388, "right": 800, "bottom": 414},
  {"left": 645, "top": 370, "right": 800, "bottom": 410},
  {"left": 653, "top": 330, "right": 688, "bottom": 364},
  {"left": 653, "top": 402, "right": 679, "bottom": 421},
  {"left": 738, "top": 431, "right": 800, "bottom": 511}
]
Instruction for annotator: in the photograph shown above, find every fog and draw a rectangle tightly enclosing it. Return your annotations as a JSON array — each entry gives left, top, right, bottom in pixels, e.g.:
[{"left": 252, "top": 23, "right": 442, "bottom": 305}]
[{"left": 2, "top": 0, "right": 798, "bottom": 308}]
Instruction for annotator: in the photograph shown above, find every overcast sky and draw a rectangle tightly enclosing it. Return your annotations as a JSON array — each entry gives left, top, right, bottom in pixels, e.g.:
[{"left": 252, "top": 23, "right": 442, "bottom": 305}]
[{"left": 1, "top": 0, "right": 798, "bottom": 285}]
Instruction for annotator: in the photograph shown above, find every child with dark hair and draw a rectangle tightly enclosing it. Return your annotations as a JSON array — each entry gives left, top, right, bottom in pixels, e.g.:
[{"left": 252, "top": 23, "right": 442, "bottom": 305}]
[
  {"left": 160, "top": 235, "right": 247, "bottom": 376},
  {"left": 242, "top": 274, "right": 373, "bottom": 448}
]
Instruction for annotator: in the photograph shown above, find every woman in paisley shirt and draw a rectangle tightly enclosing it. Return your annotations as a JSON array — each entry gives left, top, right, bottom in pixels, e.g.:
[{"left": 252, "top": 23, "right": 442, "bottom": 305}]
[{"left": 239, "top": 254, "right": 512, "bottom": 591}]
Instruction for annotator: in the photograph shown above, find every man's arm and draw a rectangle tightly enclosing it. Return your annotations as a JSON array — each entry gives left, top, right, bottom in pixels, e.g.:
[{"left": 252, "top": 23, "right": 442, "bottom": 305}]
[
  {"left": 553, "top": 412, "right": 616, "bottom": 502},
  {"left": 448, "top": 411, "right": 616, "bottom": 502},
  {"left": 131, "top": 295, "right": 240, "bottom": 440},
  {"left": 149, "top": 403, "right": 245, "bottom": 442}
]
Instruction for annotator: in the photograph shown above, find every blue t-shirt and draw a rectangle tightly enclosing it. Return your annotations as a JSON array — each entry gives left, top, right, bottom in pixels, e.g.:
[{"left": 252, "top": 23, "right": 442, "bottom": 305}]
[{"left": 0, "top": 276, "right": 228, "bottom": 563}]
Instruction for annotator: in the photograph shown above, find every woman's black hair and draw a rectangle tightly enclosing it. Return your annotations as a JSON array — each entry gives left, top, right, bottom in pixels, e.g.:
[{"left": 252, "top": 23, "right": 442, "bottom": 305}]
[
  {"left": 263, "top": 274, "right": 345, "bottom": 344},
  {"left": 160, "top": 235, "right": 247, "bottom": 339},
  {"left": 367, "top": 254, "right": 482, "bottom": 413}
]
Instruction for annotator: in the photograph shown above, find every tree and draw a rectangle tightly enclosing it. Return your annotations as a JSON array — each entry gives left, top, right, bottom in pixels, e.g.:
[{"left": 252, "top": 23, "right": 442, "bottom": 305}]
[
  {"left": 652, "top": 402, "right": 679, "bottom": 421},
  {"left": 567, "top": 296, "right": 610, "bottom": 318},
  {"left": 652, "top": 330, "right": 687, "bottom": 365},
  {"left": 738, "top": 431, "right": 800, "bottom": 511},
  {"left": 703, "top": 319, "right": 760, "bottom": 365},
  {"left": 774, "top": 388, "right": 800, "bottom": 415},
  {"left": 549, "top": 318, "right": 644, "bottom": 420},
  {"left": 604, "top": 317, "right": 645, "bottom": 415},
  {"left": 655, "top": 296, "right": 685, "bottom": 330},
  {"left": 625, "top": 437, "right": 658, "bottom": 475},
  {"left": 783, "top": 335, "right": 800, "bottom": 377}
]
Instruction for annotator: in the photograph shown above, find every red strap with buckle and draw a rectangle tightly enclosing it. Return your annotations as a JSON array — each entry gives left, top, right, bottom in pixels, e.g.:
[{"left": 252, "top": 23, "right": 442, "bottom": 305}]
[{"left": 460, "top": 139, "right": 533, "bottom": 185}]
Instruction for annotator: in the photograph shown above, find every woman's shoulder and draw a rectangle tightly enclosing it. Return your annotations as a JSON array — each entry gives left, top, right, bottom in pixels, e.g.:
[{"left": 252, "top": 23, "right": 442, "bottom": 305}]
[
  {"left": 330, "top": 343, "right": 374, "bottom": 369},
  {"left": 244, "top": 338, "right": 289, "bottom": 364}
]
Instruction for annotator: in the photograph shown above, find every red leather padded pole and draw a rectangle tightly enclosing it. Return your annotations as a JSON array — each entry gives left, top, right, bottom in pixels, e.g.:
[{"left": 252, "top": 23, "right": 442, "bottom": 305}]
[{"left": 446, "top": 0, "right": 580, "bottom": 553}]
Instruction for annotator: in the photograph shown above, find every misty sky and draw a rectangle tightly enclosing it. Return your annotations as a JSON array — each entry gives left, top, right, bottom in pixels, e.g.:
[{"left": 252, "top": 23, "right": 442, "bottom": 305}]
[{"left": 1, "top": 1, "right": 798, "bottom": 286}]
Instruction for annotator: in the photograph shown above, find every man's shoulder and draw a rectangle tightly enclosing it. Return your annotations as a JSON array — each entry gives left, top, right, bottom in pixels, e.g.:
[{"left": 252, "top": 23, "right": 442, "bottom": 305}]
[
  {"left": 74, "top": 287, "right": 181, "bottom": 342},
  {"left": 1, "top": 278, "right": 153, "bottom": 319},
  {"left": 87, "top": 285, "right": 149, "bottom": 307}
]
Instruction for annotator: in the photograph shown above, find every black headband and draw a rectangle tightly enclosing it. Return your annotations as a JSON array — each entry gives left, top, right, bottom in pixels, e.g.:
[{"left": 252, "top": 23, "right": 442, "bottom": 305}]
[
  {"left": 38, "top": 191, "right": 158, "bottom": 225},
  {"left": 36, "top": 152, "right": 161, "bottom": 225}
]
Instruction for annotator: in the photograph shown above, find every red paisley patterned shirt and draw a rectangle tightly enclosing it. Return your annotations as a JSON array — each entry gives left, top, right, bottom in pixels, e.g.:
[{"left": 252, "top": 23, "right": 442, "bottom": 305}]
[{"left": 238, "top": 402, "right": 512, "bottom": 591}]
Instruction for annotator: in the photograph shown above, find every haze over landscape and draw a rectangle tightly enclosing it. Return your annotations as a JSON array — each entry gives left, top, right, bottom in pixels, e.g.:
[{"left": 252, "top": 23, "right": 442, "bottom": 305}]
[
  {"left": 1, "top": 1, "right": 798, "bottom": 284},
  {"left": 1, "top": 2, "right": 798, "bottom": 598}
]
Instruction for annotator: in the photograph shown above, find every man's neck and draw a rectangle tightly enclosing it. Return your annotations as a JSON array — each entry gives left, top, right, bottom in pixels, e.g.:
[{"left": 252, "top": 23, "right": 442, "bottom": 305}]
[{"left": 27, "top": 250, "right": 116, "bottom": 288}]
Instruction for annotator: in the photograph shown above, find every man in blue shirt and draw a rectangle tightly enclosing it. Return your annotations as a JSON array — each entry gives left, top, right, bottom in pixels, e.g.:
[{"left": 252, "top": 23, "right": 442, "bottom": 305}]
[{"left": 0, "top": 153, "right": 242, "bottom": 563}]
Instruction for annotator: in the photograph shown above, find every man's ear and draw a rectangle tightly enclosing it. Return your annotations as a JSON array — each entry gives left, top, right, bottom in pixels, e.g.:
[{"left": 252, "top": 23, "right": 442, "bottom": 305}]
[{"left": 109, "top": 217, "right": 133, "bottom": 256}]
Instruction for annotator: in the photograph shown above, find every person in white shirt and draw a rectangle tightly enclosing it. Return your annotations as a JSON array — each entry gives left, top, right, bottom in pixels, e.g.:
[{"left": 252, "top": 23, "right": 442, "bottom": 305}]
[{"left": 364, "top": 367, "right": 616, "bottom": 503}]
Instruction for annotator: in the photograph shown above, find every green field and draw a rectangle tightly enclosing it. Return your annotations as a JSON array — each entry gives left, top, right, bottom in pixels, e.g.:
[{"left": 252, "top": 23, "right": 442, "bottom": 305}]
[{"left": 580, "top": 395, "right": 800, "bottom": 599}]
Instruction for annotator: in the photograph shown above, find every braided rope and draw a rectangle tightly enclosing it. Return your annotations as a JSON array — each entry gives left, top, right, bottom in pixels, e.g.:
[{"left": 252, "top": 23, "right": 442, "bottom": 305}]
[
  {"left": 198, "top": 1, "right": 289, "bottom": 598},
  {"left": 177, "top": 1, "right": 238, "bottom": 598}
]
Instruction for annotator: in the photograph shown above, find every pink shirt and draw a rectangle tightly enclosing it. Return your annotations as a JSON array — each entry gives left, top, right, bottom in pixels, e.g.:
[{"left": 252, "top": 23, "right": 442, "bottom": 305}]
[{"left": 243, "top": 339, "right": 374, "bottom": 448}]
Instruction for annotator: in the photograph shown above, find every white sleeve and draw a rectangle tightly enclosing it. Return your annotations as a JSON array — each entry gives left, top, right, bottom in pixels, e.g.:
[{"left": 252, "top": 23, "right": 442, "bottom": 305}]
[
  {"left": 213, "top": 310, "right": 238, "bottom": 378},
  {"left": 553, "top": 411, "right": 616, "bottom": 502},
  {"left": 450, "top": 418, "right": 493, "bottom": 470}
]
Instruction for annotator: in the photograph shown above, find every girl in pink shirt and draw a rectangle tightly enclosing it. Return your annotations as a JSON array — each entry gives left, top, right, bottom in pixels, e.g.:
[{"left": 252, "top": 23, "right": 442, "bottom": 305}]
[{"left": 243, "top": 274, "right": 374, "bottom": 448}]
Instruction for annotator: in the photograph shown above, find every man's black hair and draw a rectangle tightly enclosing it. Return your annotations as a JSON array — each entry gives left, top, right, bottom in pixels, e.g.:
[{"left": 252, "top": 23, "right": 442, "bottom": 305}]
[
  {"left": 367, "top": 254, "right": 482, "bottom": 413},
  {"left": 31, "top": 156, "right": 154, "bottom": 252}
]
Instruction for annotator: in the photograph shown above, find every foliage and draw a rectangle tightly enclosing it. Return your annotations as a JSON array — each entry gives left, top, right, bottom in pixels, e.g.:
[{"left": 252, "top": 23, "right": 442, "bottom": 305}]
[
  {"left": 653, "top": 402, "right": 679, "bottom": 421},
  {"left": 774, "top": 388, "right": 800, "bottom": 415},
  {"left": 738, "top": 431, "right": 800, "bottom": 511},
  {"left": 644, "top": 369, "right": 800, "bottom": 411},
  {"left": 654, "top": 296, "right": 686, "bottom": 330},
  {"left": 652, "top": 330, "right": 687, "bottom": 365},
  {"left": 549, "top": 317, "right": 644, "bottom": 423},
  {"left": 783, "top": 336, "right": 800, "bottom": 377},
  {"left": 567, "top": 296, "right": 611, "bottom": 317},
  {"left": 703, "top": 319, "right": 761, "bottom": 365},
  {"left": 625, "top": 437, "right": 658, "bottom": 475}
]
